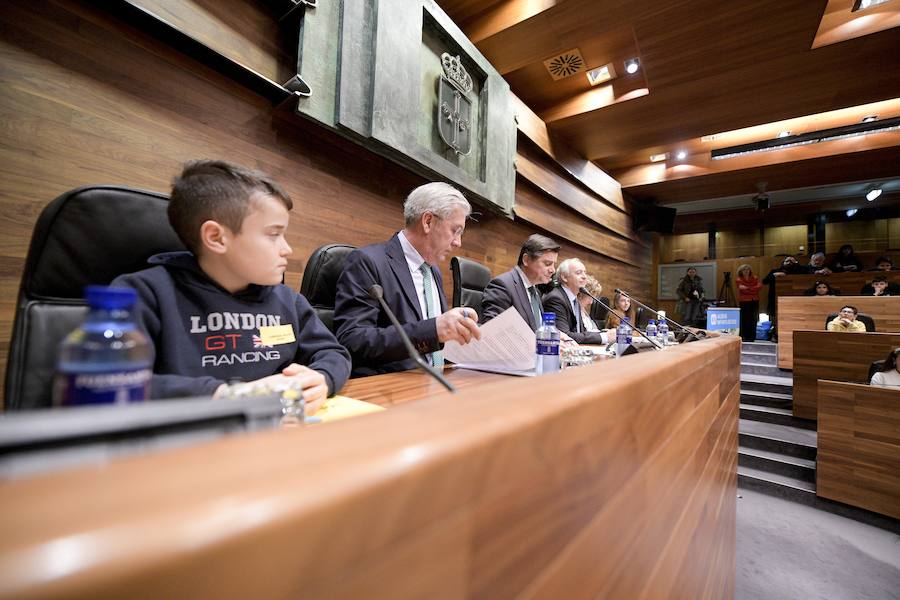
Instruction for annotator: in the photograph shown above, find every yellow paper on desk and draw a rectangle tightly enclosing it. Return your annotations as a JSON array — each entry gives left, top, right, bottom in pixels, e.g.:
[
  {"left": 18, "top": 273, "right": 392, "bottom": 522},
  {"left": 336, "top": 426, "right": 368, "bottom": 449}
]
[{"left": 314, "top": 395, "right": 385, "bottom": 422}]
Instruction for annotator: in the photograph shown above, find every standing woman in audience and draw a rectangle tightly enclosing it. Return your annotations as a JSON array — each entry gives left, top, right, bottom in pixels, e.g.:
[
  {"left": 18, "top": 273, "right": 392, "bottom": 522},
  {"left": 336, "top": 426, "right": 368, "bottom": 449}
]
[
  {"left": 871, "top": 347, "right": 900, "bottom": 387},
  {"left": 604, "top": 290, "right": 637, "bottom": 330},
  {"left": 736, "top": 264, "right": 761, "bottom": 342},
  {"left": 676, "top": 267, "right": 705, "bottom": 327}
]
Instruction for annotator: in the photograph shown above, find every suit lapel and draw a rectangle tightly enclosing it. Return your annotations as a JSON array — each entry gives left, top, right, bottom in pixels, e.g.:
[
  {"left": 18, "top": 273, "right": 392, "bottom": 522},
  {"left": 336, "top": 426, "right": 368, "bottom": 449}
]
[
  {"left": 386, "top": 234, "right": 424, "bottom": 320},
  {"left": 434, "top": 266, "right": 448, "bottom": 313},
  {"left": 512, "top": 271, "right": 536, "bottom": 327}
]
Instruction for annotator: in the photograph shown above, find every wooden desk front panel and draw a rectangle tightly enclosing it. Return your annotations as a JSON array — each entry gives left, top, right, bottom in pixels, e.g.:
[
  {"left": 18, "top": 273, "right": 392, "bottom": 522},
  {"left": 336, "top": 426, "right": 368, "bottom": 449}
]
[
  {"left": 792, "top": 331, "right": 900, "bottom": 420},
  {"left": 817, "top": 381, "right": 900, "bottom": 519},
  {"left": 776, "top": 273, "right": 900, "bottom": 297},
  {"left": 0, "top": 337, "right": 739, "bottom": 599},
  {"left": 776, "top": 296, "right": 900, "bottom": 369}
]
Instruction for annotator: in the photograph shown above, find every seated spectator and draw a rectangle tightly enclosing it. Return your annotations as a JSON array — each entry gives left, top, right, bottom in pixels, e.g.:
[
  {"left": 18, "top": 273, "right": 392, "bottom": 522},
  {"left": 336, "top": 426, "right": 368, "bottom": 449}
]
[
  {"left": 869, "top": 256, "right": 896, "bottom": 272},
  {"left": 860, "top": 275, "right": 895, "bottom": 296},
  {"left": 604, "top": 290, "right": 637, "bottom": 330},
  {"left": 826, "top": 305, "right": 866, "bottom": 333},
  {"left": 803, "top": 280, "right": 839, "bottom": 296},
  {"left": 870, "top": 347, "right": 900, "bottom": 387},
  {"left": 805, "top": 252, "right": 832, "bottom": 276},
  {"left": 577, "top": 276, "right": 605, "bottom": 333},
  {"left": 828, "top": 244, "right": 862, "bottom": 272}
]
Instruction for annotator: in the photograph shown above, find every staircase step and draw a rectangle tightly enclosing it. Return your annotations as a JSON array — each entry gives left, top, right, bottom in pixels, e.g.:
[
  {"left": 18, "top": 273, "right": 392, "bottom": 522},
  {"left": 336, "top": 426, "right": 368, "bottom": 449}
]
[
  {"left": 738, "top": 447, "right": 816, "bottom": 483},
  {"left": 739, "top": 389, "right": 792, "bottom": 409},
  {"left": 740, "top": 373, "right": 793, "bottom": 395},
  {"left": 740, "top": 351, "right": 777, "bottom": 365},
  {"left": 741, "top": 341, "right": 777, "bottom": 354},
  {"left": 739, "top": 418, "right": 816, "bottom": 460},
  {"left": 741, "top": 362, "right": 788, "bottom": 376},
  {"left": 740, "top": 404, "right": 816, "bottom": 430}
]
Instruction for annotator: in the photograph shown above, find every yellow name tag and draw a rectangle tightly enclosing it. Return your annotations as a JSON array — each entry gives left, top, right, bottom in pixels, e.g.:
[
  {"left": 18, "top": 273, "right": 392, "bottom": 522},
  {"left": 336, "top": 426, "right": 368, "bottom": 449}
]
[{"left": 258, "top": 324, "right": 296, "bottom": 346}]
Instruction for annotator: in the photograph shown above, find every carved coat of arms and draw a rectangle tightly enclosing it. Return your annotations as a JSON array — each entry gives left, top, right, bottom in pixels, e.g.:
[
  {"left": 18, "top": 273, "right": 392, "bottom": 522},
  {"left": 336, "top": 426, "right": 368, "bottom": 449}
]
[{"left": 437, "top": 53, "right": 474, "bottom": 156}]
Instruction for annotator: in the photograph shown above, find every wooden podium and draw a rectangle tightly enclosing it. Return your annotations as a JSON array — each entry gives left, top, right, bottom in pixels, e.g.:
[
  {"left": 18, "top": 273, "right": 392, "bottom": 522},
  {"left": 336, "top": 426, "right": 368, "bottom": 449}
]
[{"left": 0, "top": 336, "right": 740, "bottom": 599}]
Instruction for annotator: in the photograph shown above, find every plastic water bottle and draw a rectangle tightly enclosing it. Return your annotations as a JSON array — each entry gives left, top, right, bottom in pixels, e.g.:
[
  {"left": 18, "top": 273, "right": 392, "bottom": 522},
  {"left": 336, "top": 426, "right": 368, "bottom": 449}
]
[
  {"left": 645, "top": 319, "right": 658, "bottom": 347},
  {"left": 657, "top": 317, "right": 669, "bottom": 347},
  {"left": 623, "top": 316, "right": 633, "bottom": 346},
  {"left": 53, "top": 286, "right": 153, "bottom": 406},
  {"left": 615, "top": 320, "right": 628, "bottom": 357},
  {"left": 535, "top": 312, "right": 561, "bottom": 375}
]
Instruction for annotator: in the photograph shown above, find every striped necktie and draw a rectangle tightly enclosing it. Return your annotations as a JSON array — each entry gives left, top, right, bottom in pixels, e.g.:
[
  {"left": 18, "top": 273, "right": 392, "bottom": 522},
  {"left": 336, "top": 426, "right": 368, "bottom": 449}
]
[
  {"left": 419, "top": 263, "right": 444, "bottom": 368},
  {"left": 573, "top": 297, "right": 582, "bottom": 333},
  {"left": 528, "top": 286, "right": 542, "bottom": 329}
]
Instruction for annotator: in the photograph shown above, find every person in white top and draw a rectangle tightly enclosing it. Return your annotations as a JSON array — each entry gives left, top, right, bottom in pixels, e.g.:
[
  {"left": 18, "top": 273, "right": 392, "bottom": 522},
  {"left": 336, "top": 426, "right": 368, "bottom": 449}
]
[{"left": 870, "top": 347, "right": 900, "bottom": 387}]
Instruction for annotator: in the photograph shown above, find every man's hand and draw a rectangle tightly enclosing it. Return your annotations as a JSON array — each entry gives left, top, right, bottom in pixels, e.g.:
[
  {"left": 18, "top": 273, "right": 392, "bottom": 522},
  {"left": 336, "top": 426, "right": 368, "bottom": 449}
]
[
  {"left": 815, "top": 267, "right": 832, "bottom": 275},
  {"left": 773, "top": 271, "right": 786, "bottom": 278},
  {"left": 436, "top": 307, "right": 481, "bottom": 344}
]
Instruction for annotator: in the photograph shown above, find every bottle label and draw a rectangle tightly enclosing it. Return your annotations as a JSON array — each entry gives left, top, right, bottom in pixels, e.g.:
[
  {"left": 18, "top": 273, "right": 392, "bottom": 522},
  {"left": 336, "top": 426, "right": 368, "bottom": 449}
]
[
  {"left": 536, "top": 340, "right": 560, "bottom": 356},
  {"left": 57, "top": 368, "right": 152, "bottom": 406}
]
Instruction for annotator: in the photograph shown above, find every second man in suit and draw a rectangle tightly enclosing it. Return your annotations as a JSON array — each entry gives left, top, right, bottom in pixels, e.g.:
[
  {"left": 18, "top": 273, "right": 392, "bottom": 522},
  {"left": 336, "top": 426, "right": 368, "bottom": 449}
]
[
  {"left": 481, "top": 234, "right": 560, "bottom": 329},
  {"left": 334, "top": 182, "right": 481, "bottom": 377}
]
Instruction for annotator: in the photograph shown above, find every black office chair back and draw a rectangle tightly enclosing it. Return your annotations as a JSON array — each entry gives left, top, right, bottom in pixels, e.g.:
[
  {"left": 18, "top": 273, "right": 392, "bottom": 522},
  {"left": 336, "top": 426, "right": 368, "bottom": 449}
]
[
  {"left": 824, "top": 312, "right": 876, "bottom": 332},
  {"left": 590, "top": 296, "right": 610, "bottom": 324},
  {"left": 450, "top": 256, "right": 492, "bottom": 321},
  {"left": 868, "top": 360, "right": 886, "bottom": 383},
  {"left": 5, "top": 186, "right": 184, "bottom": 410},
  {"left": 300, "top": 244, "right": 356, "bottom": 332}
]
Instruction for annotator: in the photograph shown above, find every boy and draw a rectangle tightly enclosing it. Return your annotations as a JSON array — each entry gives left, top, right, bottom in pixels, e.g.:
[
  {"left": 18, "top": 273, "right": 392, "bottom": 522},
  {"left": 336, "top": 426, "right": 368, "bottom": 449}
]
[{"left": 112, "top": 160, "right": 351, "bottom": 413}]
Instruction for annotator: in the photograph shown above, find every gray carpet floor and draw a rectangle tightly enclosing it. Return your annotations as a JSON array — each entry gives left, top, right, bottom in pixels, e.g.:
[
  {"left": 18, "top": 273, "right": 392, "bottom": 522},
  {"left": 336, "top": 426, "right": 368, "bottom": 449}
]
[{"left": 736, "top": 489, "right": 900, "bottom": 599}]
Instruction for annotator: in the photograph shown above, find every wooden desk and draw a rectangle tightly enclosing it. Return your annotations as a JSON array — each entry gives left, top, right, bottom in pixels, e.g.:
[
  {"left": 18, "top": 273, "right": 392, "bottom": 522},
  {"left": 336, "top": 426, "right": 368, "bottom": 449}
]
[
  {"left": 776, "top": 296, "right": 900, "bottom": 369},
  {"left": 792, "top": 331, "right": 900, "bottom": 419},
  {"left": 0, "top": 337, "right": 739, "bottom": 599},
  {"left": 341, "top": 368, "right": 506, "bottom": 407},
  {"left": 776, "top": 272, "right": 900, "bottom": 297},
  {"left": 817, "top": 381, "right": 900, "bottom": 520}
]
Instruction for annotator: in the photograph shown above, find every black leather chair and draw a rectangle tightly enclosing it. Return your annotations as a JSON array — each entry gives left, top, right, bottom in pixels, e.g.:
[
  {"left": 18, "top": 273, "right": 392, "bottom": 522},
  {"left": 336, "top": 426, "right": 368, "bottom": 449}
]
[
  {"left": 589, "top": 296, "right": 610, "bottom": 325},
  {"left": 300, "top": 243, "right": 356, "bottom": 332},
  {"left": 5, "top": 186, "right": 185, "bottom": 410},
  {"left": 824, "top": 312, "right": 876, "bottom": 332},
  {"left": 868, "top": 360, "right": 886, "bottom": 383},
  {"left": 450, "top": 256, "right": 492, "bottom": 321}
]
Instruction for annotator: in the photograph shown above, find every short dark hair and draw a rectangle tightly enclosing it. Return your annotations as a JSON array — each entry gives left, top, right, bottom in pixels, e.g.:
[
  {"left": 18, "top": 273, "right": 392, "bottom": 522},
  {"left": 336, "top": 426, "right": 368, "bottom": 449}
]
[
  {"left": 168, "top": 160, "right": 292, "bottom": 254},
  {"left": 873, "top": 275, "right": 888, "bottom": 283},
  {"left": 840, "top": 305, "right": 858, "bottom": 315},
  {"left": 875, "top": 256, "right": 893, "bottom": 266},
  {"left": 517, "top": 234, "right": 560, "bottom": 267}
]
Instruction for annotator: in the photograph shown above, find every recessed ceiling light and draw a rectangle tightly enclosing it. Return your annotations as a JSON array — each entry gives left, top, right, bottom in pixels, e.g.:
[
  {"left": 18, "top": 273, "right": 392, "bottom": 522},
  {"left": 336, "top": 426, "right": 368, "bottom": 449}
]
[
  {"left": 852, "top": 0, "right": 891, "bottom": 12},
  {"left": 624, "top": 58, "right": 640, "bottom": 75},
  {"left": 650, "top": 153, "right": 668, "bottom": 162},
  {"left": 846, "top": 208, "right": 858, "bottom": 217},
  {"left": 866, "top": 187, "right": 883, "bottom": 201},
  {"left": 861, "top": 114, "right": 878, "bottom": 123},
  {"left": 777, "top": 130, "right": 791, "bottom": 138},
  {"left": 675, "top": 150, "right": 687, "bottom": 160},
  {"left": 586, "top": 63, "right": 616, "bottom": 86}
]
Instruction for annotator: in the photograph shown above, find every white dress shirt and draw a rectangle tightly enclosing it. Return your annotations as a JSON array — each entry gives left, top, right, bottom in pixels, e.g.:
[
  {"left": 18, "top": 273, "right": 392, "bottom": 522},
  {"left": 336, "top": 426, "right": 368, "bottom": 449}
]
[{"left": 397, "top": 230, "right": 441, "bottom": 320}]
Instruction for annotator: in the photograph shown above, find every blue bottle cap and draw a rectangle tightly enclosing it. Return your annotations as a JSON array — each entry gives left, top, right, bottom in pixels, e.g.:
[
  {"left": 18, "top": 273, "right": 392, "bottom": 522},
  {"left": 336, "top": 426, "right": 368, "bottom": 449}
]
[
  {"left": 84, "top": 285, "right": 137, "bottom": 310},
  {"left": 541, "top": 312, "right": 556, "bottom": 322}
]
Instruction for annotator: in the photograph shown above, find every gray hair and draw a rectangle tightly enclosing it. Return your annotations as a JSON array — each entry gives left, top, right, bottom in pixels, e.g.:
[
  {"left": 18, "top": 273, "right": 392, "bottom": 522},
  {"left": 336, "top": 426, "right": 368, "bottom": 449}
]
[
  {"left": 810, "top": 252, "right": 825, "bottom": 262},
  {"left": 403, "top": 182, "right": 471, "bottom": 226},
  {"left": 556, "top": 258, "right": 585, "bottom": 283}
]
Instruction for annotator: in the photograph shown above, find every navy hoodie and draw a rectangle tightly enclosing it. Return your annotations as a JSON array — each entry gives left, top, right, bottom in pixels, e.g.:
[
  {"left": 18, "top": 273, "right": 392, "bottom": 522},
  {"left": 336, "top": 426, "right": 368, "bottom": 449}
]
[{"left": 111, "top": 252, "right": 351, "bottom": 399}]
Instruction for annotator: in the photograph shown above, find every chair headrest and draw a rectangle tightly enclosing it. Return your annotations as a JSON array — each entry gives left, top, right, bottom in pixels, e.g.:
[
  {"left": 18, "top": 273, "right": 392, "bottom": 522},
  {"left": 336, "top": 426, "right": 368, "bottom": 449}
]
[
  {"left": 300, "top": 244, "right": 356, "bottom": 307},
  {"left": 451, "top": 256, "right": 491, "bottom": 290},
  {"left": 24, "top": 186, "right": 185, "bottom": 300}
]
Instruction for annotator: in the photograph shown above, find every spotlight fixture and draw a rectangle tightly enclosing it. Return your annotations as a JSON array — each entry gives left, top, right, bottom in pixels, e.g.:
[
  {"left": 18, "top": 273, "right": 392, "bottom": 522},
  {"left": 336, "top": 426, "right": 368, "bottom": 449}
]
[
  {"left": 649, "top": 152, "right": 668, "bottom": 162},
  {"left": 624, "top": 58, "right": 640, "bottom": 75},
  {"left": 861, "top": 114, "right": 878, "bottom": 123},
  {"left": 846, "top": 208, "right": 858, "bottom": 217},
  {"left": 866, "top": 187, "right": 883, "bottom": 201},
  {"left": 777, "top": 130, "right": 791, "bottom": 138},
  {"left": 675, "top": 150, "right": 687, "bottom": 160}
]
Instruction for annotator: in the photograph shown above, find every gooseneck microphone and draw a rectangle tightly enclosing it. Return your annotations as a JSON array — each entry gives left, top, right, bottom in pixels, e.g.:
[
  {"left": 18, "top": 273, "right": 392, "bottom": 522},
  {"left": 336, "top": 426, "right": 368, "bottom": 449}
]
[
  {"left": 367, "top": 284, "right": 456, "bottom": 393},
  {"left": 613, "top": 288, "right": 703, "bottom": 343},
  {"left": 579, "top": 287, "right": 662, "bottom": 350}
]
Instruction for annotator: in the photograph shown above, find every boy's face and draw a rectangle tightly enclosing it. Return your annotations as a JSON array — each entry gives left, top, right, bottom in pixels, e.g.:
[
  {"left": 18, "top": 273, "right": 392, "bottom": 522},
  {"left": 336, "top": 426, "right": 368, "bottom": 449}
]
[{"left": 221, "top": 193, "right": 292, "bottom": 288}]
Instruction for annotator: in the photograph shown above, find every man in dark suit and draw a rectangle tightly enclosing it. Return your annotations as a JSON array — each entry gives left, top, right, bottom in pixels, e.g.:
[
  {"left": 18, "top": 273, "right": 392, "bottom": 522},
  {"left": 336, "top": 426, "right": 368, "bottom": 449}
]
[
  {"left": 543, "top": 258, "right": 610, "bottom": 344},
  {"left": 481, "top": 234, "right": 560, "bottom": 330},
  {"left": 334, "top": 182, "right": 481, "bottom": 376}
]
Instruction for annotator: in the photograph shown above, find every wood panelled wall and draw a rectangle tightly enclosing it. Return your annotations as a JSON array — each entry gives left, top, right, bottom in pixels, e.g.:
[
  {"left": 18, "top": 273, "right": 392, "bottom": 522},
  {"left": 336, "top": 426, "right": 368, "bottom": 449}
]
[{"left": 0, "top": 0, "right": 651, "bottom": 406}]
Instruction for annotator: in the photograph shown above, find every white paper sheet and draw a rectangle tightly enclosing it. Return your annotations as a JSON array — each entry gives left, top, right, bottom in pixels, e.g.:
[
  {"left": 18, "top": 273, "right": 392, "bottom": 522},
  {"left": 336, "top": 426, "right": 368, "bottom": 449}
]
[{"left": 442, "top": 307, "right": 536, "bottom": 373}]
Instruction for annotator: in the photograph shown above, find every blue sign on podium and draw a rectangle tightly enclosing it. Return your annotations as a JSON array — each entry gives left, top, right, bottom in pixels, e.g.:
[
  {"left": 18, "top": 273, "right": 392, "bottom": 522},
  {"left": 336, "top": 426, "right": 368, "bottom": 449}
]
[{"left": 706, "top": 307, "right": 740, "bottom": 333}]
